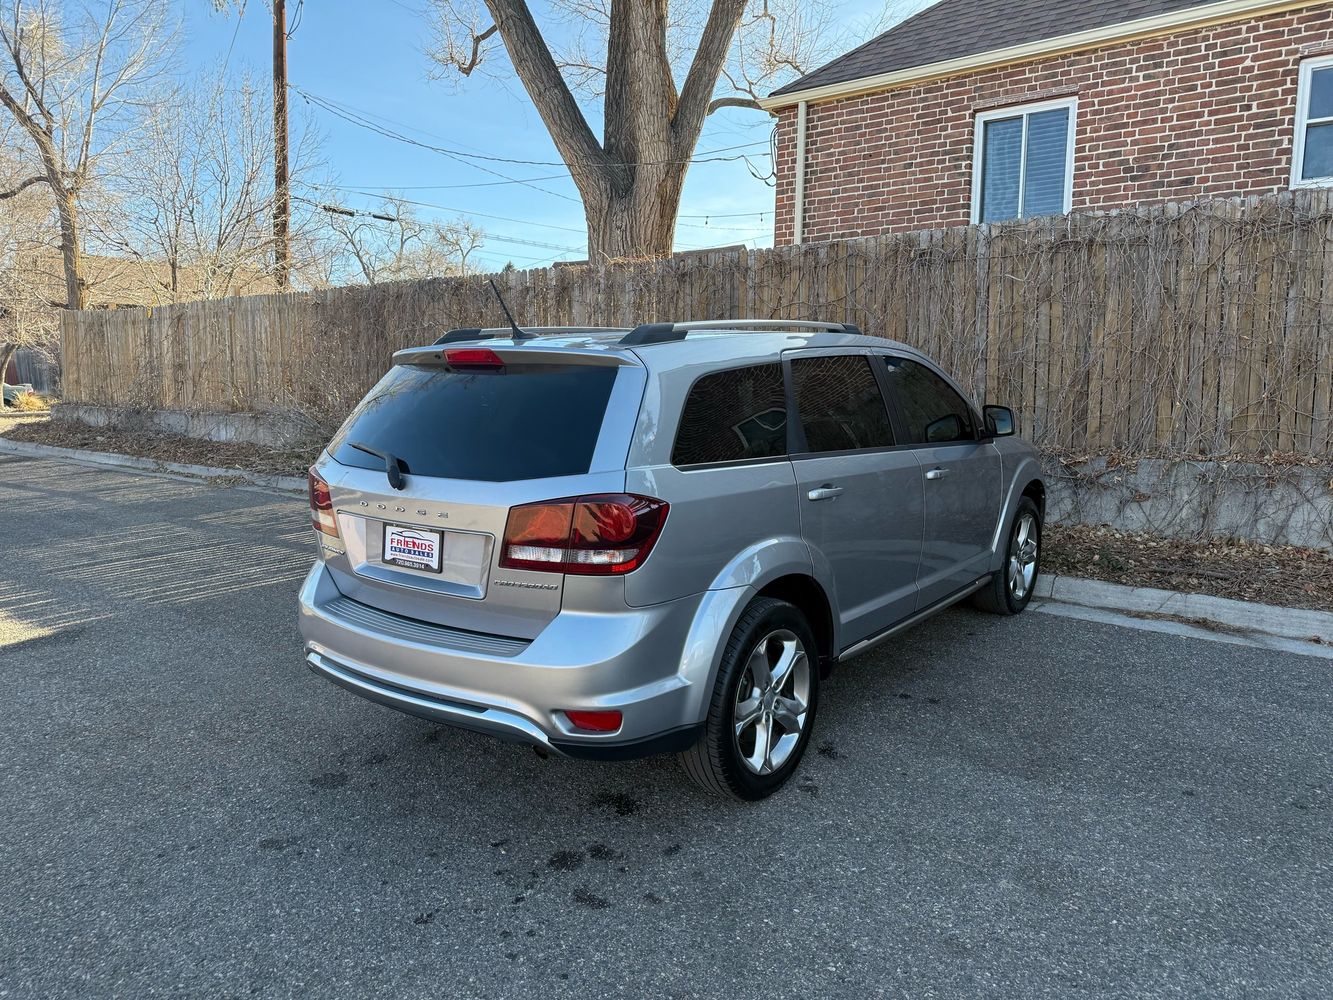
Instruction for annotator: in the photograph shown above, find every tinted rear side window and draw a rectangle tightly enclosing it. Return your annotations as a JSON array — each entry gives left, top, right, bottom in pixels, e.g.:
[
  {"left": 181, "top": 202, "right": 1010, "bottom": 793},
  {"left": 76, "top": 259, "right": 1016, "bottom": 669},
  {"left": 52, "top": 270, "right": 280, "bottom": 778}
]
[
  {"left": 881, "top": 357, "right": 975, "bottom": 445},
  {"left": 329, "top": 363, "right": 618, "bottom": 482},
  {"left": 672, "top": 363, "right": 788, "bottom": 467},
  {"left": 790, "top": 355, "right": 895, "bottom": 453}
]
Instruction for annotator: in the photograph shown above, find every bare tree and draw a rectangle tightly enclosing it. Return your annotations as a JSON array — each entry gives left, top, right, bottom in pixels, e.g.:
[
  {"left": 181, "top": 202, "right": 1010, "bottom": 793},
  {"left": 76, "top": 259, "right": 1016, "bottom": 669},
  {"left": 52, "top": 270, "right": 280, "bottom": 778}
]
[
  {"left": 425, "top": 0, "right": 837, "bottom": 260},
  {"left": 108, "top": 66, "right": 327, "bottom": 301},
  {"left": 0, "top": 142, "right": 58, "bottom": 389},
  {"left": 323, "top": 196, "right": 484, "bottom": 285},
  {"left": 0, "top": 0, "right": 172, "bottom": 310}
]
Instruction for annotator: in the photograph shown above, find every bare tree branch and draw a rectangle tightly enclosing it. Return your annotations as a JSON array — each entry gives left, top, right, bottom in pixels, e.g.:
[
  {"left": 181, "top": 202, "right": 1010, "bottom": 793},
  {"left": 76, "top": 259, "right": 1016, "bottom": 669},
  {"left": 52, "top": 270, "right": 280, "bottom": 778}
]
[
  {"left": 671, "top": 0, "right": 746, "bottom": 158},
  {"left": 0, "top": 172, "right": 44, "bottom": 198},
  {"left": 458, "top": 22, "right": 496, "bottom": 75},
  {"left": 706, "top": 95, "right": 759, "bottom": 114},
  {"left": 481, "top": 0, "right": 610, "bottom": 182}
]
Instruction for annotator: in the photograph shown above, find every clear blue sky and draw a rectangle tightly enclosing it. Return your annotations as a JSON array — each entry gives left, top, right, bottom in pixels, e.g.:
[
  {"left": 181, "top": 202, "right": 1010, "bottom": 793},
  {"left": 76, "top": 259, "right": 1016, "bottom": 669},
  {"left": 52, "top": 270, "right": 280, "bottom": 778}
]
[{"left": 179, "top": 0, "right": 920, "bottom": 273}]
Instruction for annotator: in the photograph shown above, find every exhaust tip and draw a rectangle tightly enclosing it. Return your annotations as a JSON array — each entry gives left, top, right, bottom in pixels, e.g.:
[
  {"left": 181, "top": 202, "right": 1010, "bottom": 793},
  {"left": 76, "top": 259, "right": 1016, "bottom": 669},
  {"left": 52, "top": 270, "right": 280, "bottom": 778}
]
[{"left": 532, "top": 744, "right": 550, "bottom": 760}]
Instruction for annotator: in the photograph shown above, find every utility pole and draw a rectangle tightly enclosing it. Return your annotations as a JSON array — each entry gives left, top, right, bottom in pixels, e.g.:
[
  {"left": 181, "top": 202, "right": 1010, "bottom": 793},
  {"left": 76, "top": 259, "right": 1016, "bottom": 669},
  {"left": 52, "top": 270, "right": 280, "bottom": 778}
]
[{"left": 272, "top": 0, "right": 290, "bottom": 289}]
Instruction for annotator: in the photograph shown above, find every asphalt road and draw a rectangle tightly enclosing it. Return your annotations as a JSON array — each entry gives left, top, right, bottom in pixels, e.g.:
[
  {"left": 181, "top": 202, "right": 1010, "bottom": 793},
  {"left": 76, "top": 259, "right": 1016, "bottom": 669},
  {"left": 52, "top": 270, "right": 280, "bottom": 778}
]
[{"left": 1, "top": 455, "right": 1330, "bottom": 1000}]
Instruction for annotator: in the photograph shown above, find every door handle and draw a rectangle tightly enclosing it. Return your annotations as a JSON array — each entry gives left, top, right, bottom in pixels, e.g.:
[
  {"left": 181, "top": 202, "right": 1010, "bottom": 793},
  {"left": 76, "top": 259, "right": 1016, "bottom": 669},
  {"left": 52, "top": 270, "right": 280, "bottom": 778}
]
[
  {"left": 807, "top": 485, "right": 845, "bottom": 502},
  {"left": 925, "top": 467, "right": 949, "bottom": 481}
]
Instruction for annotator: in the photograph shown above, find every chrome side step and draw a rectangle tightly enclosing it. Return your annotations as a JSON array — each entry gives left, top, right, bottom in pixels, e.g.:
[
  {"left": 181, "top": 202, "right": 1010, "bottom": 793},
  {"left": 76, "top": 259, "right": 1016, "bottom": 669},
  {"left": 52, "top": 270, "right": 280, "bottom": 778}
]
[{"left": 836, "top": 576, "right": 992, "bottom": 663}]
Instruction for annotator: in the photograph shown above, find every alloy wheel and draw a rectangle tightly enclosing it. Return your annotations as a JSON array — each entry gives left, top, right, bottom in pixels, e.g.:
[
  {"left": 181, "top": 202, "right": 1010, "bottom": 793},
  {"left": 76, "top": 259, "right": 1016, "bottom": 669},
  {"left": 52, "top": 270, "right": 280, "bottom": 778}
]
[
  {"left": 1008, "top": 512, "right": 1039, "bottom": 600},
  {"left": 732, "top": 629, "right": 811, "bottom": 776}
]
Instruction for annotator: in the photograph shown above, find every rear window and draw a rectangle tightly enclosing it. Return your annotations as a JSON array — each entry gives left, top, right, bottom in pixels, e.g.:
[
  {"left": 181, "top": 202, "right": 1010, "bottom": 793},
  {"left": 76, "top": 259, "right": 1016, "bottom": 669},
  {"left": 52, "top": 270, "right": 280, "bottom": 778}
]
[
  {"left": 329, "top": 363, "right": 618, "bottom": 482},
  {"left": 671, "top": 363, "right": 788, "bottom": 467},
  {"left": 791, "top": 355, "right": 895, "bottom": 453}
]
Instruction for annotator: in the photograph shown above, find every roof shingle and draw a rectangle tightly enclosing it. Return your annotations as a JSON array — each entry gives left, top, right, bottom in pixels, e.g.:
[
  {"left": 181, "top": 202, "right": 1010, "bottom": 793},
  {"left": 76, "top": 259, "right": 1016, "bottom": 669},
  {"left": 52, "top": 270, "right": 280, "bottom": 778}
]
[{"left": 770, "top": 0, "right": 1216, "bottom": 97}]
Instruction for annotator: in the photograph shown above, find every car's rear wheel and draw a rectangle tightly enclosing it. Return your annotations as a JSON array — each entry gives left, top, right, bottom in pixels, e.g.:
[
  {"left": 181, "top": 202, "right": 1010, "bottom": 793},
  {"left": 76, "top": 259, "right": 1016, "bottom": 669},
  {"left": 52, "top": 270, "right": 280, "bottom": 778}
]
[
  {"left": 679, "top": 597, "right": 819, "bottom": 801},
  {"left": 974, "top": 496, "right": 1042, "bottom": 615}
]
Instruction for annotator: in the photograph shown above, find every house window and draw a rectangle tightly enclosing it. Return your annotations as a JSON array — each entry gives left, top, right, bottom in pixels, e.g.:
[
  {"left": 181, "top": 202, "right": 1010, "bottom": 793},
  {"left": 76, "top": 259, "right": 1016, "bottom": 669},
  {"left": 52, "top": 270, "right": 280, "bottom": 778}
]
[
  {"left": 1293, "top": 56, "right": 1333, "bottom": 187},
  {"left": 972, "top": 98, "right": 1077, "bottom": 224}
]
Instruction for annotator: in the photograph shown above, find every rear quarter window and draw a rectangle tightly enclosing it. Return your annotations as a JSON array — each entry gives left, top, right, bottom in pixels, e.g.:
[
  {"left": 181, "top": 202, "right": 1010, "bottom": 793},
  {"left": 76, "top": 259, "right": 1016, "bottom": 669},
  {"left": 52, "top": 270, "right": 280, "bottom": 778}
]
[
  {"left": 671, "top": 363, "right": 788, "bottom": 467},
  {"left": 328, "top": 363, "right": 618, "bottom": 482}
]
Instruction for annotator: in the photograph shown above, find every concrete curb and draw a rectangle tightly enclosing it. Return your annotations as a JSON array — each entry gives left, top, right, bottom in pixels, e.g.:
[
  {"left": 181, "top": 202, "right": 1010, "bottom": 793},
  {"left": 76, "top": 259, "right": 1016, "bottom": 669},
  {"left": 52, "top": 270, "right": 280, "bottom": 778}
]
[
  {"left": 1033, "top": 574, "right": 1333, "bottom": 646},
  {"left": 0, "top": 437, "right": 306, "bottom": 493}
]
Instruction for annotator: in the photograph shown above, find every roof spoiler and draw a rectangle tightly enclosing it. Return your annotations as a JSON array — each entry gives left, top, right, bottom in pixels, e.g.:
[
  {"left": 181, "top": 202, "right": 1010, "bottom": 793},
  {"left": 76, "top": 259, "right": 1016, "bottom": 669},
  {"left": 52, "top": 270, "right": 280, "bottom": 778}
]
[{"left": 434, "top": 326, "right": 632, "bottom": 346}]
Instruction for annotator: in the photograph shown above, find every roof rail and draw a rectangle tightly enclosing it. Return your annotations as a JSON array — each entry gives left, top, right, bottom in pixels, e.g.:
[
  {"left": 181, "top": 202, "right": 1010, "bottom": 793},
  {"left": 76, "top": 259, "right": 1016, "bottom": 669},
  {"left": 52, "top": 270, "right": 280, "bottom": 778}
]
[
  {"left": 619, "top": 319, "right": 861, "bottom": 347},
  {"left": 434, "top": 326, "right": 631, "bottom": 346}
]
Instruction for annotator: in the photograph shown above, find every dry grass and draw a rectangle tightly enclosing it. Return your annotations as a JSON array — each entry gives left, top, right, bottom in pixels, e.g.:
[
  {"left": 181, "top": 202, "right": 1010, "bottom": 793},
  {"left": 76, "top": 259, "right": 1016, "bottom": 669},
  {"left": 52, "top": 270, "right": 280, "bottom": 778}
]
[
  {"left": 9, "top": 392, "right": 50, "bottom": 412},
  {"left": 1, "top": 416, "right": 315, "bottom": 478},
  {"left": 1044, "top": 524, "right": 1333, "bottom": 614}
]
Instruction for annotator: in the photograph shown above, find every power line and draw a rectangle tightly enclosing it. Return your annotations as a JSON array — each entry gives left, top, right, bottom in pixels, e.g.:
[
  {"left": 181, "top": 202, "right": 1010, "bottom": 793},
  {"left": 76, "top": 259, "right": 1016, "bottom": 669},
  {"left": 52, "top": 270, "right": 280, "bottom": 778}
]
[
  {"left": 291, "top": 83, "right": 770, "bottom": 170},
  {"left": 305, "top": 183, "right": 772, "bottom": 236},
  {"left": 298, "top": 196, "right": 583, "bottom": 254},
  {"left": 291, "top": 86, "right": 582, "bottom": 203},
  {"left": 325, "top": 175, "right": 572, "bottom": 192}
]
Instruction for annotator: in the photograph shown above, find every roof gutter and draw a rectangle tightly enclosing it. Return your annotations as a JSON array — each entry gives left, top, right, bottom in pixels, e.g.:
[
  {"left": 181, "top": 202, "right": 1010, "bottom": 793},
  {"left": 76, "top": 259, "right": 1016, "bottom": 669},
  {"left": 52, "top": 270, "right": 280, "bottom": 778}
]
[{"left": 760, "top": 0, "right": 1323, "bottom": 110}]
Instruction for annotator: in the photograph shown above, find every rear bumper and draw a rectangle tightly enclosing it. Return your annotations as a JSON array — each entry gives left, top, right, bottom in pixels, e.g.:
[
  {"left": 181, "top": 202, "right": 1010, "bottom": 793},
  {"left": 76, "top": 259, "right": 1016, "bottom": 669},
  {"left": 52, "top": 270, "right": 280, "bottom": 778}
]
[{"left": 297, "top": 562, "right": 708, "bottom": 758}]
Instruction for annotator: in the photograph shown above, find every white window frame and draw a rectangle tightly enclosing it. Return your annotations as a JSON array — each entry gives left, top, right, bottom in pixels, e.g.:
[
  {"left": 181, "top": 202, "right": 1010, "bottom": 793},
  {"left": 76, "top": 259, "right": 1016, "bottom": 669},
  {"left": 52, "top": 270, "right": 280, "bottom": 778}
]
[
  {"left": 1292, "top": 55, "right": 1333, "bottom": 189},
  {"left": 971, "top": 96, "right": 1079, "bottom": 225}
]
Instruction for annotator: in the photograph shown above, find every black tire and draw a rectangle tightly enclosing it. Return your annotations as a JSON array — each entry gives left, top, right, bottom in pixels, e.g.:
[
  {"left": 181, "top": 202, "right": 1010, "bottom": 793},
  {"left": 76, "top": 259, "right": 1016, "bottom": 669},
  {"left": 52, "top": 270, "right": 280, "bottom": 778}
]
[
  {"left": 679, "top": 597, "right": 820, "bottom": 801},
  {"left": 974, "top": 496, "right": 1042, "bottom": 616}
]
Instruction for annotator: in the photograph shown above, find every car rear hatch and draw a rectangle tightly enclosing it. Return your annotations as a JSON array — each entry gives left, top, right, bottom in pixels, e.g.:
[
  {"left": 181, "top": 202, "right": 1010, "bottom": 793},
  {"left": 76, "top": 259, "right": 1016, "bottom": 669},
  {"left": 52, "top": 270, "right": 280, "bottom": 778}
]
[{"left": 315, "top": 343, "right": 646, "bottom": 641}]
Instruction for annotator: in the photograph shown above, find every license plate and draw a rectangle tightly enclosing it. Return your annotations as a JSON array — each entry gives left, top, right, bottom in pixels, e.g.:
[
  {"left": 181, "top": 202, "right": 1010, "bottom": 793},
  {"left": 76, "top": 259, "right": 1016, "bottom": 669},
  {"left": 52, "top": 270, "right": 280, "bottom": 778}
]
[{"left": 382, "top": 524, "right": 444, "bottom": 573}]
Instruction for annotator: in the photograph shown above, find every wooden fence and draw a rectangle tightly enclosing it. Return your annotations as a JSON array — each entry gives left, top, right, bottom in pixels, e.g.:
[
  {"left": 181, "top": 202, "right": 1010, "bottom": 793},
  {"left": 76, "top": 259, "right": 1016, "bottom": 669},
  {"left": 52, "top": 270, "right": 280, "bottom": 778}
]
[{"left": 61, "top": 189, "right": 1333, "bottom": 457}]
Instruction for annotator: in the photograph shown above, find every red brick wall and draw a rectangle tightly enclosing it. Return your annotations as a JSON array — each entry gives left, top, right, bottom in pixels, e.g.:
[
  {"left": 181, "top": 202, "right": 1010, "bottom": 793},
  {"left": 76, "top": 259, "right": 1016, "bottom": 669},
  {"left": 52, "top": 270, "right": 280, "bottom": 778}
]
[{"left": 773, "top": 4, "right": 1333, "bottom": 244}]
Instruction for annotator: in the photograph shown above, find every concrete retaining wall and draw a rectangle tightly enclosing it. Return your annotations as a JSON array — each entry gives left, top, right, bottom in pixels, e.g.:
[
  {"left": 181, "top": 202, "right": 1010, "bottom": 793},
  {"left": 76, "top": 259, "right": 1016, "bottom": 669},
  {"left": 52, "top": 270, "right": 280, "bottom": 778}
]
[
  {"left": 52, "top": 403, "right": 316, "bottom": 448},
  {"left": 1045, "top": 456, "right": 1332, "bottom": 552}
]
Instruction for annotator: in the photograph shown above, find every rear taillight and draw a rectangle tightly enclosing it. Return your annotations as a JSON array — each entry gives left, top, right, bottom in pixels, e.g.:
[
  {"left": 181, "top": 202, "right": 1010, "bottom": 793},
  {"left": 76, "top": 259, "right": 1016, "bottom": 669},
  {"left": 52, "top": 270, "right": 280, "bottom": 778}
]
[
  {"left": 499, "top": 494, "right": 668, "bottom": 575},
  {"left": 308, "top": 467, "right": 340, "bottom": 537}
]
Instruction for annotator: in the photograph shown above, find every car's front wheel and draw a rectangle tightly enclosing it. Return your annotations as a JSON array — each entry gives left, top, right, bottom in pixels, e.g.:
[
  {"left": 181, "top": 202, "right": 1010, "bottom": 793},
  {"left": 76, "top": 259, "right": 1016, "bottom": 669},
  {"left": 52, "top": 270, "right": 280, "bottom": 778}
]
[
  {"left": 975, "top": 495, "right": 1042, "bottom": 615},
  {"left": 679, "top": 597, "right": 819, "bottom": 800}
]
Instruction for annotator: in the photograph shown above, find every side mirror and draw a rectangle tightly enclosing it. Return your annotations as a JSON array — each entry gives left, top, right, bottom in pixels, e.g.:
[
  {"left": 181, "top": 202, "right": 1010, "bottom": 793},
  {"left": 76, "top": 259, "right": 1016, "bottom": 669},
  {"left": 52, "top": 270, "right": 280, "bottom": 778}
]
[
  {"left": 983, "top": 405, "right": 1016, "bottom": 438},
  {"left": 924, "top": 413, "right": 965, "bottom": 443}
]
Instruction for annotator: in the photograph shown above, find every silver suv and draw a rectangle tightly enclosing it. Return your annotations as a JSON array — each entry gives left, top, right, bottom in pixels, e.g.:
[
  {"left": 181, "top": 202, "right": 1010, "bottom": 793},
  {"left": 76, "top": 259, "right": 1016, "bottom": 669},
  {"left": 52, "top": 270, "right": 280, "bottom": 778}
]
[{"left": 298, "top": 320, "right": 1044, "bottom": 799}]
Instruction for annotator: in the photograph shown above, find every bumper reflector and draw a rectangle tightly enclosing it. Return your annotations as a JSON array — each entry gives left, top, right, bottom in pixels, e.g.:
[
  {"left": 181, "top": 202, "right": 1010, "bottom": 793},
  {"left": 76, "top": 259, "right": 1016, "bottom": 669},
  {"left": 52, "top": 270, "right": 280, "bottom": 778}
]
[{"left": 565, "top": 710, "right": 623, "bottom": 733}]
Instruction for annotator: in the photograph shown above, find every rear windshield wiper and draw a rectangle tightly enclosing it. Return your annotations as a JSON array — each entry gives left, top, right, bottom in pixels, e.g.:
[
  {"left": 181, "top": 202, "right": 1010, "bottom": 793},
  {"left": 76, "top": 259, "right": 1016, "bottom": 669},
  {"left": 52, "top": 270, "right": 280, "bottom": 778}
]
[{"left": 348, "top": 441, "right": 407, "bottom": 491}]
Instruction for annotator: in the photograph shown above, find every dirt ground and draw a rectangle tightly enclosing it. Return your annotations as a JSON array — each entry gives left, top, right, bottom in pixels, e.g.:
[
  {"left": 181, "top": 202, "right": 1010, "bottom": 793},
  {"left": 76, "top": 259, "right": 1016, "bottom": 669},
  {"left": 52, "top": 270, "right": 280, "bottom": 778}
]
[
  {"left": 1044, "top": 523, "right": 1333, "bottom": 614},
  {"left": 1, "top": 415, "right": 315, "bottom": 478},
  {"left": 4, "top": 415, "right": 1330, "bottom": 613}
]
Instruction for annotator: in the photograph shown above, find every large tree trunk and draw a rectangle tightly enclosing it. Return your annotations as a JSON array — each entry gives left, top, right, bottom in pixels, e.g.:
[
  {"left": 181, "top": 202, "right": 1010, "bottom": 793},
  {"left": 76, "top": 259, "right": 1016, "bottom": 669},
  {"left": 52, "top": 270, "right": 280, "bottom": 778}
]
[
  {"left": 53, "top": 183, "right": 87, "bottom": 311},
  {"left": 0, "top": 342, "right": 18, "bottom": 401},
  {"left": 485, "top": 0, "right": 746, "bottom": 261},
  {"left": 584, "top": 163, "right": 686, "bottom": 260}
]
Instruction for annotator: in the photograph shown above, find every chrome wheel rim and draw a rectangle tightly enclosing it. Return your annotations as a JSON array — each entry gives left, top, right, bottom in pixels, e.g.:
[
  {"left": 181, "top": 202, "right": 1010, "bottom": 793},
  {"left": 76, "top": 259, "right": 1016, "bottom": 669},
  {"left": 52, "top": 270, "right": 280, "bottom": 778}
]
[
  {"left": 1008, "top": 513, "right": 1039, "bottom": 600},
  {"left": 732, "top": 629, "right": 811, "bottom": 776}
]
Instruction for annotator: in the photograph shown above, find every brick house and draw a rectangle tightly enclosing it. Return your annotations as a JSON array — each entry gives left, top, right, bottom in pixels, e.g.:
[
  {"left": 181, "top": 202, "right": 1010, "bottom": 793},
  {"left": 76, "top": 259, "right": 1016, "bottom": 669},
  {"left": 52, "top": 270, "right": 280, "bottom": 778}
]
[{"left": 762, "top": 0, "right": 1333, "bottom": 244}]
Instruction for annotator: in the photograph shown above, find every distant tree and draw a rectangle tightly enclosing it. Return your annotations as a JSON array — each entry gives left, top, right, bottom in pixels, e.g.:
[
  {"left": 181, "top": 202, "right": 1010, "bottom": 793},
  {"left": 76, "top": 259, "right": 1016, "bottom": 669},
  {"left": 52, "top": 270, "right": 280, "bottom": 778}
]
[
  {"left": 425, "top": 0, "right": 836, "bottom": 260},
  {"left": 0, "top": 0, "right": 173, "bottom": 310},
  {"left": 0, "top": 143, "right": 57, "bottom": 386},
  {"left": 324, "top": 195, "right": 484, "bottom": 284},
  {"left": 109, "top": 66, "right": 327, "bottom": 301}
]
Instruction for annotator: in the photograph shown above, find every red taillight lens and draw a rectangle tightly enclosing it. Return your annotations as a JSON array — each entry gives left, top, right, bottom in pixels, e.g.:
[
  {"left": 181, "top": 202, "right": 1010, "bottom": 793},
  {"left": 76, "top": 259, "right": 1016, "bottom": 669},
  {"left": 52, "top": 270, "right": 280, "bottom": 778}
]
[
  {"left": 565, "top": 710, "right": 623, "bottom": 733},
  {"left": 445, "top": 347, "right": 505, "bottom": 369},
  {"left": 499, "top": 494, "right": 668, "bottom": 575},
  {"left": 308, "top": 467, "right": 339, "bottom": 537}
]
